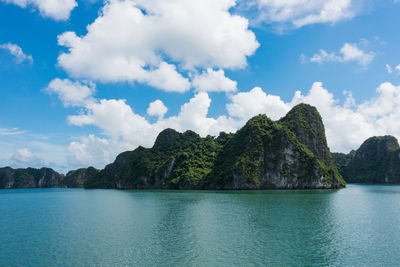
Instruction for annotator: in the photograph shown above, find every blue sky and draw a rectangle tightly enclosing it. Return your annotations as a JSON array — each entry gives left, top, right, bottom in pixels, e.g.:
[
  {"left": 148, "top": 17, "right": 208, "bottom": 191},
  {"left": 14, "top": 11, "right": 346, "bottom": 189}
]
[{"left": 1, "top": 0, "right": 400, "bottom": 172}]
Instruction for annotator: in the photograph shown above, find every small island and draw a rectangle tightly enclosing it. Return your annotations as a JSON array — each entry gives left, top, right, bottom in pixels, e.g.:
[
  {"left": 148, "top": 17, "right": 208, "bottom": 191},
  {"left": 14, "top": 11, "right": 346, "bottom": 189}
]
[{"left": 333, "top": 135, "right": 400, "bottom": 184}]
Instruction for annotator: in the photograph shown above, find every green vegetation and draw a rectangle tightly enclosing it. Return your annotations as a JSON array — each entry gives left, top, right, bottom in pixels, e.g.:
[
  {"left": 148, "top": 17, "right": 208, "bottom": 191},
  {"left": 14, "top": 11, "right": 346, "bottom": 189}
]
[
  {"left": 1, "top": 103, "right": 346, "bottom": 190},
  {"left": 279, "top": 103, "right": 332, "bottom": 165},
  {"left": 332, "top": 136, "right": 400, "bottom": 183},
  {"left": 0, "top": 167, "right": 64, "bottom": 189},
  {"left": 85, "top": 129, "right": 227, "bottom": 188},
  {"left": 0, "top": 166, "right": 99, "bottom": 189},
  {"left": 63, "top": 167, "right": 100, "bottom": 187},
  {"left": 85, "top": 103, "right": 345, "bottom": 189},
  {"left": 332, "top": 151, "right": 356, "bottom": 176}
]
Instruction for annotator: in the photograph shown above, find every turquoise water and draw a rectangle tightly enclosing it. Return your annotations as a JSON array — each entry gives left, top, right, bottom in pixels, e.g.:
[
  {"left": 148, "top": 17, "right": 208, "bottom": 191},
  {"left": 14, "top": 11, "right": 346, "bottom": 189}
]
[{"left": 1, "top": 185, "right": 400, "bottom": 266}]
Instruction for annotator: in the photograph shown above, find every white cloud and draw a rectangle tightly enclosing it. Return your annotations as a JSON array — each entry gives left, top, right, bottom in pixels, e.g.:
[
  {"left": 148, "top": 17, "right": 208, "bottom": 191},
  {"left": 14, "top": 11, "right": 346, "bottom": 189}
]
[
  {"left": 308, "top": 43, "right": 374, "bottom": 67},
  {"left": 386, "top": 64, "right": 400, "bottom": 75},
  {"left": 45, "top": 78, "right": 96, "bottom": 107},
  {"left": 0, "top": 42, "right": 32, "bottom": 64},
  {"left": 244, "top": 0, "right": 355, "bottom": 28},
  {"left": 0, "top": 128, "right": 25, "bottom": 135},
  {"left": 143, "top": 62, "right": 191, "bottom": 93},
  {"left": 11, "top": 148, "right": 44, "bottom": 167},
  {"left": 310, "top": 49, "right": 341, "bottom": 63},
  {"left": 147, "top": 100, "right": 168, "bottom": 118},
  {"left": 57, "top": 0, "right": 258, "bottom": 92},
  {"left": 67, "top": 135, "right": 112, "bottom": 167},
  {"left": 227, "top": 87, "right": 289, "bottom": 121},
  {"left": 386, "top": 64, "right": 393, "bottom": 74},
  {"left": 192, "top": 68, "right": 237, "bottom": 92},
  {"left": 47, "top": 78, "right": 400, "bottom": 168},
  {"left": 340, "top": 43, "right": 374, "bottom": 66},
  {"left": 0, "top": 132, "right": 69, "bottom": 172},
  {"left": 65, "top": 91, "right": 238, "bottom": 168},
  {"left": 227, "top": 82, "right": 400, "bottom": 153},
  {"left": 2, "top": 0, "right": 77, "bottom": 20}
]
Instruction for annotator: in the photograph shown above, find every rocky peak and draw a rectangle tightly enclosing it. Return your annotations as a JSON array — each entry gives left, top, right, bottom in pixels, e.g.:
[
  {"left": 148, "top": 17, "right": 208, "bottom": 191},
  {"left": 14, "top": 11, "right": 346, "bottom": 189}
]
[
  {"left": 356, "top": 136, "right": 399, "bottom": 159},
  {"left": 280, "top": 103, "right": 331, "bottom": 165},
  {"left": 153, "top": 128, "right": 181, "bottom": 149},
  {"left": 333, "top": 135, "right": 400, "bottom": 183}
]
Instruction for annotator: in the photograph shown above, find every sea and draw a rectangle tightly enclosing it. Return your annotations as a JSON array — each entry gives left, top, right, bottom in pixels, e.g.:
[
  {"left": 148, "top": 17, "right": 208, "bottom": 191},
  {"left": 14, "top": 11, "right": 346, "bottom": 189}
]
[{"left": 1, "top": 184, "right": 400, "bottom": 266}]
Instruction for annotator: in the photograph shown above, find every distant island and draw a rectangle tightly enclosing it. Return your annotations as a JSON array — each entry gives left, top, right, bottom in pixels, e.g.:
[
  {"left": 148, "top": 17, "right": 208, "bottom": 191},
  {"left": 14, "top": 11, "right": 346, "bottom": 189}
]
[
  {"left": 1, "top": 103, "right": 348, "bottom": 190},
  {"left": 332, "top": 135, "right": 400, "bottom": 184}
]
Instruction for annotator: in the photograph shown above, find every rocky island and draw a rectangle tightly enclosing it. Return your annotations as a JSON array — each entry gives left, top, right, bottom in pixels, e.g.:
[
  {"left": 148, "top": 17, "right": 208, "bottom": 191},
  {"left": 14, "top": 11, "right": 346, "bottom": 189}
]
[
  {"left": 0, "top": 166, "right": 99, "bottom": 189},
  {"left": 85, "top": 103, "right": 344, "bottom": 189},
  {"left": 332, "top": 135, "right": 400, "bottom": 184},
  {"left": 1, "top": 103, "right": 345, "bottom": 189}
]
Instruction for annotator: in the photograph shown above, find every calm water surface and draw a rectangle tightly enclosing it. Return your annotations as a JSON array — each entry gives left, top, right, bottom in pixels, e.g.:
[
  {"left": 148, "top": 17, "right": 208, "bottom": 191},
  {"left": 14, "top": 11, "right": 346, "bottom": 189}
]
[{"left": 1, "top": 185, "right": 400, "bottom": 266}]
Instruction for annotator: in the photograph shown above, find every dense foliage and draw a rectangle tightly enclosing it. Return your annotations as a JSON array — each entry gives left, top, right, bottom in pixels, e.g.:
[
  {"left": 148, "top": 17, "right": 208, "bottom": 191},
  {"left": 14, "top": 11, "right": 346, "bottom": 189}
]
[
  {"left": 279, "top": 103, "right": 332, "bottom": 165},
  {"left": 85, "top": 129, "right": 229, "bottom": 188},
  {"left": 85, "top": 103, "right": 345, "bottom": 189},
  {"left": 0, "top": 167, "right": 64, "bottom": 189},
  {"left": 332, "top": 136, "right": 400, "bottom": 183},
  {"left": 1, "top": 103, "right": 346, "bottom": 190},
  {"left": 332, "top": 151, "right": 356, "bottom": 176},
  {"left": 0, "top": 166, "right": 99, "bottom": 189}
]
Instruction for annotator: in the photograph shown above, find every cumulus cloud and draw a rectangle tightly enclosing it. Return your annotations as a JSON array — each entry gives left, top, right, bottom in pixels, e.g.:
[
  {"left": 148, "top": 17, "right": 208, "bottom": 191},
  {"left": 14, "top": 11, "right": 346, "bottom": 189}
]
[
  {"left": 228, "top": 82, "right": 400, "bottom": 153},
  {"left": 241, "top": 0, "right": 355, "bottom": 29},
  {"left": 147, "top": 100, "right": 168, "bottom": 118},
  {"left": 67, "top": 135, "right": 112, "bottom": 167},
  {"left": 11, "top": 148, "right": 44, "bottom": 167},
  {"left": 308, "top": 43, "right": 374, "bottom": 67},
  {"left": 47, "top": 77, "right": 400, "bottom": 168},
  {"left": 2, "top": 0, "right": 77, "bottom": 20},
  {"left": 66, "top": 92, "right": 239, "bottom": 168},
  {"left": 192, "top": 68, "right": 237, "bottom": 93},
  {"left": 57, "top": 0, "right": 258, "bottom": 92},
  {"left": 227, "top": 87, "right": 289, "bottom": 121},
  {"left": 45, "top": 78, "right": 96, "bottom": 107},
  {"left": 340, "top": 43, "right": 374, "bottom": 66},
  {"left": 0, "top": 42, "right": 32, "bottom": 64},
  {"left": 57, "top": 90, "right": 236, "bottom": 168}
]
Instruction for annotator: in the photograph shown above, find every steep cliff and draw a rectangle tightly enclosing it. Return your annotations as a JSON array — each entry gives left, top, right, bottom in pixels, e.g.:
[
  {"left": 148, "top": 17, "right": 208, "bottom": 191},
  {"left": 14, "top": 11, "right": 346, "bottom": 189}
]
[
  {"left": 332, "top": 136, "right": 400, "bottom": 183},
  {"left": 85, "top": 103, "right": 345, "bottom": 189},
  {"left": 0, "top": 167, "right": 64, "bottom": 189},
  {"left": 0, "top": 166, "right": 99, "bottom": 189}
]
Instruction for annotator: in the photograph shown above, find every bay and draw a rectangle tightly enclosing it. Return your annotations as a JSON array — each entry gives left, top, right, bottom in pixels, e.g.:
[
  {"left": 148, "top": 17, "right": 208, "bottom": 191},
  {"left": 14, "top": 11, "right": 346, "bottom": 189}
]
[{"left": 1, "top": 185, "right": 400, "bottom": 266}]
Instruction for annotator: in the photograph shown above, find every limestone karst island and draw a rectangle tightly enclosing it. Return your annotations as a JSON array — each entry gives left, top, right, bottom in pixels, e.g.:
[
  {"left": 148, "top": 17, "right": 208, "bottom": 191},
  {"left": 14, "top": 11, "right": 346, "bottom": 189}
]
[
  {"left": 3, "top": 103, "right": 400, "bottom": 190},
  {"left": 2, "top": 104, "right": 347, "bottom": 189}
]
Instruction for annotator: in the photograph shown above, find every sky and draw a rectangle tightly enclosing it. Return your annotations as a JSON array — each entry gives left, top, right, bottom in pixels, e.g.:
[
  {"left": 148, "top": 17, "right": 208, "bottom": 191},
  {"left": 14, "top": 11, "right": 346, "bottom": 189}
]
[{"left": 1, "top": 0, "right": 400, "bottom": 172}]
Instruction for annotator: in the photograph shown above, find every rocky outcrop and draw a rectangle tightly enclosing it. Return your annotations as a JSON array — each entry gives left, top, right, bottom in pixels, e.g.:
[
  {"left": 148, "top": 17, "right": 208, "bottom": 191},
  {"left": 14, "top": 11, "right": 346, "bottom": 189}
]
[
  {"left": 0, "top": 166, "right": 99, "bottom": 189},
  {"left": 279, "top": 104, "right": 333, "bottom": 166},
  {"left": 85, "top": 103, "right": 345, "bottom": 189},
  {"left": 0, "top": 167, "right": 64, "bottom": 189},
  {"left": 62, "top": 167, "right": 100, "bottom": 188},
  {"left": 332, "top": 136, "right": 400, "bottom": 183}
]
